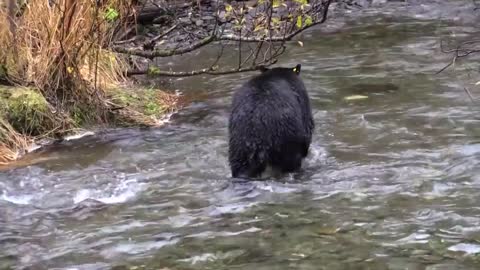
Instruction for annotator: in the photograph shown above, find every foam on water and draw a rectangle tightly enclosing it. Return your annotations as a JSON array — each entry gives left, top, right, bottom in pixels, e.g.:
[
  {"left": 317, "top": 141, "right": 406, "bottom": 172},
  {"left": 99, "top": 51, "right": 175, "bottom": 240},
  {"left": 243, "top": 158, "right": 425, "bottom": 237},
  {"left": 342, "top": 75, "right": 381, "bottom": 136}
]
[
  {"left": 73, "top": 178, "right": 145, "bottom": 204},
  {"left": 185, "top": 227, "right": 262, "bottom": 239},
  {"left": 100, "top": 239, "right": 180, "bottom": 259},
  {"left": 448, "top": 243, "right": 480, "bottom": 254},
  {"left": 1, "top": 191, "right": 33, "bottom": 205},
  {"left": 64, "top": 131, "right": 95, "bottom": 141},
  {"left": 178, "top": 249, "right": 245, "bottom": 265}
]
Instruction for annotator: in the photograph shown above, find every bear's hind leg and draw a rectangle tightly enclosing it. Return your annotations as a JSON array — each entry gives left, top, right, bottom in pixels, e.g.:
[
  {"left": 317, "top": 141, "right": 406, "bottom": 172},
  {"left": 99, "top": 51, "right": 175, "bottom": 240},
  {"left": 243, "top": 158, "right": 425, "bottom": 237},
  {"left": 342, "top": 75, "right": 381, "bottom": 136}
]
[
  {"left": 231, "top": 152, "right": 267, "bottom": 179},
  {"left": 271, "top": 149, "right": 303, "bottom": 174}
]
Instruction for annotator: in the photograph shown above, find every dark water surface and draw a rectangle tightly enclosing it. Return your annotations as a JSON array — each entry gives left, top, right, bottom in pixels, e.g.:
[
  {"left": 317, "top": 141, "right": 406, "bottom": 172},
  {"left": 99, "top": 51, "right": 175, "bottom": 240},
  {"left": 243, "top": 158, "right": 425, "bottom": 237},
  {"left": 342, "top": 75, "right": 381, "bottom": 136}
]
[{"left": 3, "top": 1, "right": 480, "bottom": 269}]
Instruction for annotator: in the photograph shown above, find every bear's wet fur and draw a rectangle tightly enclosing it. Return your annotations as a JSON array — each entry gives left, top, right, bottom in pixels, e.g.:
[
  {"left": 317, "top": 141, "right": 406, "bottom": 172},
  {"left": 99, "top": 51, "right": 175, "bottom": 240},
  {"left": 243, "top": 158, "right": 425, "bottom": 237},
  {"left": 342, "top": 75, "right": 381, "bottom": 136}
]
[{"left": 228, "top": 64, "right": 314, "bottom": 179}]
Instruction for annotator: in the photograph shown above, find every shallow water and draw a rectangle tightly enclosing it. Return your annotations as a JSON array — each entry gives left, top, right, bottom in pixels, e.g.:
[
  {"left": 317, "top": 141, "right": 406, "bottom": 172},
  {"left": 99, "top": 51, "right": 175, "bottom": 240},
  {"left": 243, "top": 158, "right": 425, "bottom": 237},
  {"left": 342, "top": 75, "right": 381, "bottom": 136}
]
[{"left": 3, "top": 1, "right": 480, "bottom": 269}]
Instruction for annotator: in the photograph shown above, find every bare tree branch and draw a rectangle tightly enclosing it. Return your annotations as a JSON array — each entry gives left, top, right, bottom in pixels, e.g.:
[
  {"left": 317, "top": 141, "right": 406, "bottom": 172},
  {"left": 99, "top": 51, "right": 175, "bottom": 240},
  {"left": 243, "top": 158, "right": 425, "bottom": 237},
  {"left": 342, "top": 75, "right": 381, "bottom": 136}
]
[
  {"left": 114, "top": 0, "right": 332, "bottom": 78},
  {"left": 113, "top": 0, "right": 332, "bottom": 59},
  {"left": 112, "top": 34, "right": 216, "bottom": 59},
  {"left": 126, "top": 59, "right": 278, "bottom": 77}
]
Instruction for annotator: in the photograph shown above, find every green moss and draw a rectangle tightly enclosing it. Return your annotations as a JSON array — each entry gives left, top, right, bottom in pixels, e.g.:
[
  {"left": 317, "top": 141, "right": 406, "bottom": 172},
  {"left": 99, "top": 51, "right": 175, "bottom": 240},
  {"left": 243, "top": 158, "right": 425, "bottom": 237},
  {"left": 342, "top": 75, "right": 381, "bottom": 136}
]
[
  {"left": 143, "top": 89, "right": 168, "bottom": 116},
  {"left": 144, "top": 100, "right": 161, "bottom": 115},
  {"left": 147, "top": 66, "right": 161, "bottom": 76},
  {"left": 112, "top": 90, "right": 140, "bottom": 106},
  {"left": 0, "top": 87, "right": 54, "bottom": 136},
  {"left": 110, "top": 87, "right": 169, "bottom": 118}
]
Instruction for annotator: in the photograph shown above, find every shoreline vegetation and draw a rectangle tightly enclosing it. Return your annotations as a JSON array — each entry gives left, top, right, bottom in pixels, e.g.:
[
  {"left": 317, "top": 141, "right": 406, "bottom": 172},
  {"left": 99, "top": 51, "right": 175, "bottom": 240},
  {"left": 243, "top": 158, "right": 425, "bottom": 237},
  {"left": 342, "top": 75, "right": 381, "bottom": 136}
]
[
  {"left": 0, "top": 0, "right": 182, "bottom": 166},
  {"left": 0, "top": 0, "right": 334, "bottom": 167}
]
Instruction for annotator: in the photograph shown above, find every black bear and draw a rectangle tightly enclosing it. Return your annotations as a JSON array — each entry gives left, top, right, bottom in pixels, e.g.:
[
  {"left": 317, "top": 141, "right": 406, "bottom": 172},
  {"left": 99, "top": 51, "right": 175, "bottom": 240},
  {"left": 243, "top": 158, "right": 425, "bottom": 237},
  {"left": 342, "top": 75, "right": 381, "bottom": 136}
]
[{"left": 228, "top": 64, "right": 314, "bottom": 179}]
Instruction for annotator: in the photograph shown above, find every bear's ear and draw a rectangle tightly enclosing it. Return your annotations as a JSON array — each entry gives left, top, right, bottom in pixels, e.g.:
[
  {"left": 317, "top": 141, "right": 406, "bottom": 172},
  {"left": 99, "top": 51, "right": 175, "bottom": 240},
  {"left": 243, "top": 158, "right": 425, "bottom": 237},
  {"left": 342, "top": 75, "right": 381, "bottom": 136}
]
[
  {"left": 292, "top": 64, "right": 301, "bottom": 75},
  {"left": 259, "top": 66, "right": 269, "bottom": 73}
]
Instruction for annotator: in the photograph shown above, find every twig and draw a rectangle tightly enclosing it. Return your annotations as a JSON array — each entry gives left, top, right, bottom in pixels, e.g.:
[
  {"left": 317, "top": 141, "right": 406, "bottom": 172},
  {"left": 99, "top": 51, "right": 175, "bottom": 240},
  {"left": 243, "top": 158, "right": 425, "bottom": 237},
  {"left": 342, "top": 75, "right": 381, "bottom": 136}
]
[
  {"left": 240, "top": 43, "right": 258, "bottom": 67},
  {"left": 212, "top": 41, "right": 225, "bottom": 68},
  {"left": 267, "top": 0, "right": 274, "bottom": 61},
  {"left": 238, "top": 26, "right": 242, "bottom": 69},
  {"left": 464, "top": 86, "right": 475, "bottom": 102},
  {"left": 252, "top": 40, "right": 264, "bottom": 66},
  {"left": 435, "top": 55, "right": 456, "bottom": 74},
  {"left": 113, "top": 26, "right": 137, "bottom": 45},
  {"left": 143, "top": 23, "right": 179, "bottom": 49},
  {"left": 437, "top": 38, "right": 480, "bottom": 74},
  {"left": 437, "top": 37, "right": 478, "bottom": 104}
]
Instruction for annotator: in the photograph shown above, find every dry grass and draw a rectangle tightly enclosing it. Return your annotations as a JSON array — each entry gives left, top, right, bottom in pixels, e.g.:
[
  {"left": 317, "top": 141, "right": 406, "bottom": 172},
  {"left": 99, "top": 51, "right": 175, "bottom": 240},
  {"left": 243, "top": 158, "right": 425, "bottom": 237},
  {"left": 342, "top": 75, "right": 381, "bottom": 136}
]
[
  {"left": 0, "top": 118, "right": 31, "bottom": 165},
  {"left": 0, "top": 0, "right": 132, "bottom": 102},
  {"left": 0, "top": 0, "right": 181, "bottom": 166},
  {"left": 0, "top": 0, "right": 171, "bottom": 165}
]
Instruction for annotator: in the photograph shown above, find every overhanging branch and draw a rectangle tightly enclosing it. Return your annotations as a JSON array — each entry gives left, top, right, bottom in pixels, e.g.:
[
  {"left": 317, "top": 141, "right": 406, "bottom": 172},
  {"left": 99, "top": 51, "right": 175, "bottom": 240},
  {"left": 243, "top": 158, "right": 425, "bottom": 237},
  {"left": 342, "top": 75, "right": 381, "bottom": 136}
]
[
  {"left": 127, "top": 60, "right": 278, "bottom": 77},
  {"left": 221, "top": 0, "right": 332, "bottom": 42},
  {"left": 113, "top": 0, "right": 332, "bottom": 59},
  {"left": 112, "top": 34, "right": 216, "bottom": 59}
]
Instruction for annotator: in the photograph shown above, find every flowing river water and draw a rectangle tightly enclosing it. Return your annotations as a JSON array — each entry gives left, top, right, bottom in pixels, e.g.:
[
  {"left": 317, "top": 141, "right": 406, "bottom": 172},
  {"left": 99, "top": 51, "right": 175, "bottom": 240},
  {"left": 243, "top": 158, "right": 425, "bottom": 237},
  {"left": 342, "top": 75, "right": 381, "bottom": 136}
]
[{"left": 3, "top": 1, "right": 480, "bottom": 269}]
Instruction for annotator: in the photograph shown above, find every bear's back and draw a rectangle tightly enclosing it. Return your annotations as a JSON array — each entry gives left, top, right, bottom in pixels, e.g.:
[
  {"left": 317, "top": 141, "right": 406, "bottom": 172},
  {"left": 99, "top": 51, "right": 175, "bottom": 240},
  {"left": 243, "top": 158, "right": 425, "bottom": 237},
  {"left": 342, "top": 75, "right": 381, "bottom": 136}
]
[
  {"left": 231, "top": 72, "right": 303, "bottom": 124},
  {"left": 230, "top": 68, "right": 307, "bottom": 144}
]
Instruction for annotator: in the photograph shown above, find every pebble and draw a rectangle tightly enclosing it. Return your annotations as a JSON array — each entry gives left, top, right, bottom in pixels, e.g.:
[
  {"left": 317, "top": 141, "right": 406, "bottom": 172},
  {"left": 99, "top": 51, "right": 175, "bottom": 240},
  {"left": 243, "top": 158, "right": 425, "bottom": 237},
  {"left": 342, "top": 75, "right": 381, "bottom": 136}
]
[
  {"left": 179, "top": 17, "right": 191, "bottom": 24},
  {"left": 218, "top": 11, "right": 226, "bottom": 19},
  {"left": 202, "top": 15, "right": 215, "bottom": 20}
]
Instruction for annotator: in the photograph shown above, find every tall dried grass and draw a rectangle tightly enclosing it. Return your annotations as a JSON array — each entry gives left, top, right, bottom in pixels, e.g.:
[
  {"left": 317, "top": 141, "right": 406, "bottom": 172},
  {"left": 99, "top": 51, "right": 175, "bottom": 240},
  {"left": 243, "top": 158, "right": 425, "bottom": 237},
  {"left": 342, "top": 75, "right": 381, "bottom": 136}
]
[
  {"left": 0, "top": 0, "right": 132, "bottom": 105},
  {"left": 0, "top": 118, "right": 31, "bottom": 165},
  {"left": 0, "top": 0, "right": 135, "bottom": 163}
]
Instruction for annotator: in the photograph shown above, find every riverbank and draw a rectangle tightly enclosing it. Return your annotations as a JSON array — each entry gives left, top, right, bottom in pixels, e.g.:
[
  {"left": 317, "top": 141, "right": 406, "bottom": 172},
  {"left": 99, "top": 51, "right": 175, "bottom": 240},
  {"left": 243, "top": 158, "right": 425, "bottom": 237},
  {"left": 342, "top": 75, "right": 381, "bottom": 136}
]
[
  {"left": 0, "top": 83, "right": 182, "bottom": 163},
  {"left": 0, "top": 0, "right": 183, "bottom": 165}
]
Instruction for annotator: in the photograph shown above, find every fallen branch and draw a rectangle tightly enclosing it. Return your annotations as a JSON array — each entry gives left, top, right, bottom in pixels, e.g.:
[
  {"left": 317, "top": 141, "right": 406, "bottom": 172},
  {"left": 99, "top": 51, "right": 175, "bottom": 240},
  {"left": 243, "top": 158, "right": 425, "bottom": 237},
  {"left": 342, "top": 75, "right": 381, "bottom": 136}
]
[
  {"left": 127, "top": 60, "right": 278, "bottom": 77},
  {"left": 112, "top": 34, "right": 217, "bottom": 59},
  {"left": 113, "top": 26, "right": 138, "bottom": 45}
]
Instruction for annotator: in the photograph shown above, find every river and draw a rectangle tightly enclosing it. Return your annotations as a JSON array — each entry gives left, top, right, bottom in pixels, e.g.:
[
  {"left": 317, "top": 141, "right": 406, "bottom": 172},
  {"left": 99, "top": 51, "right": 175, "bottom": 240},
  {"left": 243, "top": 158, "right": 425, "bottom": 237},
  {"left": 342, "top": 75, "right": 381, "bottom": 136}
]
[{"left": 2, "top": 1, "right": 480, "bottom": 269}]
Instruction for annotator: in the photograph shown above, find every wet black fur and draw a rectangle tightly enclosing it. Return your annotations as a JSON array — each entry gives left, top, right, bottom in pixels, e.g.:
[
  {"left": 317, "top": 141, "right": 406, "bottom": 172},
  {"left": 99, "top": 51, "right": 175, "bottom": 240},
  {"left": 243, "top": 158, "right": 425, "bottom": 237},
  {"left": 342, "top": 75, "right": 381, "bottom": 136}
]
[{"left": 228, "top": 64, "right": 314, "bottom": 179}]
